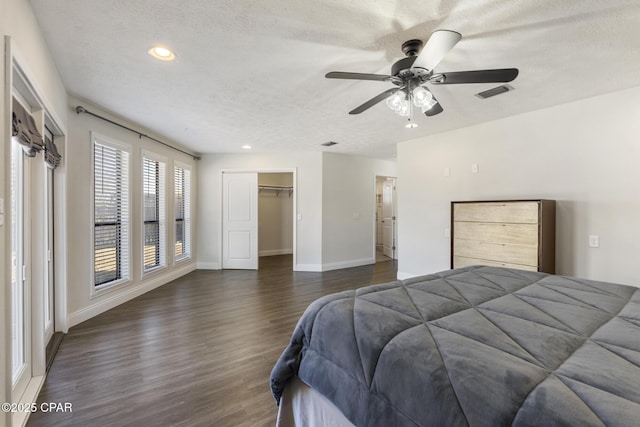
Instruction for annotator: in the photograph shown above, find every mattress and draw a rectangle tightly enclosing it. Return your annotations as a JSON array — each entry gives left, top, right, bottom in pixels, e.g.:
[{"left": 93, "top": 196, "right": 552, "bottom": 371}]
[
  {"left": 276, "top": 377, "right": 355, "bottom": 427},
  {"left": 271, "top": 266, "right": 640, "bottom": 426}
]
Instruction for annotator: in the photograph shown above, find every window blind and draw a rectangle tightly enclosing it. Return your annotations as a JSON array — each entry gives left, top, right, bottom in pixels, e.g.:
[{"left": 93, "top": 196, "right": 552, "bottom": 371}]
[
  {"left": 175, "top": 166, "right": 191, "bottom": 260},
  {"left": 143, "top": 156, "right": 166, "bottom": 271},
  {"left": 44, "top": 127, "right": 62, "bottom": 169},
  {"left": 94, "top": 142, "right": 129, "bottom": 286},
  {"left": 12, "top": 97, "right": 44, "bottom": 157}
]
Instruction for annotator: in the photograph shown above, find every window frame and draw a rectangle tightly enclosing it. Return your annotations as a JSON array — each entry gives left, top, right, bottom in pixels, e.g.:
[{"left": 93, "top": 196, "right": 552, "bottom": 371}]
[
  {"left": 174, "top": 161, "right": 192, "bottom": 263},
  {"left": 10, "top": 134, "right": 29, "bottom": 396},
  {"left": 141, "top": 150, "right": 167, "bottom": 276},
  {"left": 90, "top": 132, "right": 132, "bottom": 296}
]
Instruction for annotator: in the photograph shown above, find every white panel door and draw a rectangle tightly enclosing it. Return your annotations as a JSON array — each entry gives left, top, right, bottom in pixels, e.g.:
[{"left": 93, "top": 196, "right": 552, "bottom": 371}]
[
  {"left": 382, "top": 178, "right": 396, "bottom": 259},
  {"left": 222, "top": 172, "right": 258, "bottom": 269}
]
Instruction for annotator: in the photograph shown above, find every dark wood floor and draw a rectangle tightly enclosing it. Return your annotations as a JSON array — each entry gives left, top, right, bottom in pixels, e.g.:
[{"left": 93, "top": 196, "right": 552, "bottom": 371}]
[{"left": 28, "top": 256, "right": 397, "bottom": 427}]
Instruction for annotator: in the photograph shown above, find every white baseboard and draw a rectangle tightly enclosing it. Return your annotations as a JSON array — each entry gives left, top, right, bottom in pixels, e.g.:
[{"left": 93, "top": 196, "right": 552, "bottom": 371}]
[
  {"left": 68, "top": 262, "right": 196, "bottom": 328},
  {"left": 322, "top": 257, "right": 375, "bottom": 272},
  {"left": 397, "top": 271, "right": 417, "bottom": 280},
  {"left": 296, "top": 258, "right": 378, "bottom": 272},
  {"left": 294, "top": 263, "right": 323, "bottom": 272},
  {"left": 259, "top": 248, "right": 293, "bottom": 257},
  {"left": 196, "top": 261, "right": 221, "bottom": 270}
]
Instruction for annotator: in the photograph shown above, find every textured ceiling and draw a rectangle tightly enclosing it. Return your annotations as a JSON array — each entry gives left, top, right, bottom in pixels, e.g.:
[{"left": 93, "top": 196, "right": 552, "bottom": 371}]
[{"left": 30, "top": 0, "right": 640, "bottom": 159}]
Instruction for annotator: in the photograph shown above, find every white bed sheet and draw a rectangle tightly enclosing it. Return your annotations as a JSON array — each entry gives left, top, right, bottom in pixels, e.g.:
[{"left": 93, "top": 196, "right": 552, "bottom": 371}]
[{"left": 276, "top": 377, "right": 355, "bottom": 427}]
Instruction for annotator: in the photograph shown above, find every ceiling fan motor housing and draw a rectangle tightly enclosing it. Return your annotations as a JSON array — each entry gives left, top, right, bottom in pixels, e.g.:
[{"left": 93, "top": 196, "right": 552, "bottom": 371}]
[
  {"left": 401, "top": 39, "right": 424, "bottom": 56},
  {"left": 391, "top": 56, "right": 417, "bottom": 77},
  {"left": 391, "top": 56, "right": 431, "bottom": 86}
]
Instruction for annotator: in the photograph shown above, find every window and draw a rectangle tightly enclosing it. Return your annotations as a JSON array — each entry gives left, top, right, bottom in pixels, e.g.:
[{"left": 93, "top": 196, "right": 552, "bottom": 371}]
[
  {"left": 174, "top": 164, "right": 191, "bottom": 261},
  {"left": 93, "top": 135, "right": 130, "bottom": 287},
  {"left": 143, "top": 154, "right": 166, "bottom": 272},
  {"left": 10, "top": 136, "right": 26, "bottom": 383}
]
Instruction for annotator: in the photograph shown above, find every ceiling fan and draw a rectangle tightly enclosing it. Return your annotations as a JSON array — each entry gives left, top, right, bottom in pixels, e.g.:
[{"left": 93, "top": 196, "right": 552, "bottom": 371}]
[{"left": 326, "top": 30, "right": 518, "bottom": 126}]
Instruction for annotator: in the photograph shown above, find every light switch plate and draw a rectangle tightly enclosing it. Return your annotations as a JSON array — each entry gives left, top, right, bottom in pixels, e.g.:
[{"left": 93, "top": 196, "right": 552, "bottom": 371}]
[
  {"left": 589, "top": 235, "right": 599, "bottom": 248},
  {"left": 471, "top": 163, "right": 479, "bottom": 173}
]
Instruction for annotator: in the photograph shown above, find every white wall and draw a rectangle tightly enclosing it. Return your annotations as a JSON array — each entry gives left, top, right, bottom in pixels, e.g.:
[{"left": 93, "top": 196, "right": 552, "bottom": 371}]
[
  {"left": 65, "top": 97, "right": 198, "bottom": 325},
  {"left": 321, "top": 153, "right": 396, "bottom": 270},
  {"left": 5, "top": 0, "right": 67, "bottom": 123},
  {"left": 397, "top": 86, "right": 640, "bottom": 287},
  {"left": 258, "top": 173, "right": 293, "bottom": 256},
  {"left": 197, "top": 152, "right": 323, "bottom": 270}
]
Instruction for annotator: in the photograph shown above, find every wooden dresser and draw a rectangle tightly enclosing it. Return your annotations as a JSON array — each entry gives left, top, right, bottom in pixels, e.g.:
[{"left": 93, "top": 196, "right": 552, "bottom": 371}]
[{"left": 451, "top": 200, "right": 556, "bottom": 273}]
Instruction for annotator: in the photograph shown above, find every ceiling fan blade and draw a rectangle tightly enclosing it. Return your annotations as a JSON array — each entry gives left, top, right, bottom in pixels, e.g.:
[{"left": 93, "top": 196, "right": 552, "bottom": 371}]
[
  {"left": 430, "top": 68, "right": 519, "bottom": 84},
  {"left": 349, "top": 88, "right": 399, "bottom": 115},
  {"left": 411, "top": 30, "right": 462, "bottom": 72},
  {"left": 326, "top": 71, "right": 391, "bottom": 82}
]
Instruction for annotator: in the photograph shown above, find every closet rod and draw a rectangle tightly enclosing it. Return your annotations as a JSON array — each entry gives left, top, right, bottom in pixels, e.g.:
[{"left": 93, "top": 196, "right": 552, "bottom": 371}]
[
  {"left": 259, "top": 185, "right": 293, "bottom": 197},
  {"left": 75, "top": 105, "right": 201, "bottom": 160},
  {"left": 258, "top": 185, "right": 293, "bottom": 190}
]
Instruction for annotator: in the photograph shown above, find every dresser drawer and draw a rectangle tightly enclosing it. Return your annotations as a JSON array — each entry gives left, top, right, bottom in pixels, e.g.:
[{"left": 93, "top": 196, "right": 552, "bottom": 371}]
[
  {"left": 453, "top": 222, "right": 538, "bottom": 245},
  {"left": 453, "top": 202, "right": 539, "bottom": 224},
  {"left": 453, "top": 256, "right": 539, "bottom": 271},
  {"left": 453, "top": 238, "right": 538, "bottom": 266}
]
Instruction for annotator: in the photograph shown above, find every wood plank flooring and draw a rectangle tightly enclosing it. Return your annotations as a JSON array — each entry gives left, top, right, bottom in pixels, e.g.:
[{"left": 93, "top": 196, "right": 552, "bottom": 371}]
[{"left": 27, "top": 256, "right": 397, "bottom": 427}]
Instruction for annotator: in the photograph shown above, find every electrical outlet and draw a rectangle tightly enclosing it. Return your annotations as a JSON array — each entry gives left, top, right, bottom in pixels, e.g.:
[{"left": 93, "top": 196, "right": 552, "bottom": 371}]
[
  {"left": 444, "top": 228, "right": 450, "bottom": 238},
  {"left": 589, "top": 235, "right": 599, "bottom": 248},
  {"left": 444, "top": 168, "right": 450, "bottom": 177},
  {"left": 471, "top": 163, "right": 479, "bottom": 174}
]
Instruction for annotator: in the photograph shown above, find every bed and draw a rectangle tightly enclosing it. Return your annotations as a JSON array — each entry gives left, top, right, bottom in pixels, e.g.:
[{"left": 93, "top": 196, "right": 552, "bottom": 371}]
[{"left": 270, "top": 266, "right": 640, "bottom": 426}]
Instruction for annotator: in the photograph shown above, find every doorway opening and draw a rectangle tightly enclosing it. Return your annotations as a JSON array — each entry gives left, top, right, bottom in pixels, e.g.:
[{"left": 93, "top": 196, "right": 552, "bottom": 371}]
[
  {"left": 375, "top": 176, "right": 397, "bottom": 263},
  {"left": 258, "top": 173, "right": 294, "bottom": 270},
  {"left": 9, "top": 74, "right": 66, "bottom": 419},
  {"left": 221, "top": 170, "right": 296, "bottom": 271}
]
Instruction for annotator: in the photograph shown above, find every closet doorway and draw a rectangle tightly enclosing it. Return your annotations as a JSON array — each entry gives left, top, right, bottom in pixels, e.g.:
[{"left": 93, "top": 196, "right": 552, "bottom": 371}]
[
  {"left": 221, "top": 170, "right": 296, "bottom": 271},
  {"left": 375, "top": 176, "right": 397, "bottom": 263},
  {"left": 258, "top": 172, "right": 294, "bottom": 270}
]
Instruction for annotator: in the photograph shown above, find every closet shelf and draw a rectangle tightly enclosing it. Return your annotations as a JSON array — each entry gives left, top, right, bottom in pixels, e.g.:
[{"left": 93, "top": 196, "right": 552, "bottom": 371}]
[{"left": 258, "top": 185, "right": 293, "bottom": 197}]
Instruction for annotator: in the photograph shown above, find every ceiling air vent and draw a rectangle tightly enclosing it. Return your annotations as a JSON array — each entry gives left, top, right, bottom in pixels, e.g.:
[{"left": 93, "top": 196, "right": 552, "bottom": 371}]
[
  {"left": 322, "top": 141, "right": 338, "bottom": 147},
  {"left": 475, "top": 84, "right": 513, "bottom": 99}
]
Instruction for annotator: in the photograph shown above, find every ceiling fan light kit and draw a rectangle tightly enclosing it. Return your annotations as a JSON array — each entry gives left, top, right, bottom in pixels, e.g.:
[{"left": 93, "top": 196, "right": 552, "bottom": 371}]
[{"left": 326, "top": 29, "right": 519, "bottom": 125}]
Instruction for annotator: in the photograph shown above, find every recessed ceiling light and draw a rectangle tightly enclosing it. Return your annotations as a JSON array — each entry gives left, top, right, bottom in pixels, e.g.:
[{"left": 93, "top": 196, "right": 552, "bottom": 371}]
[
  {"left": 405, "top": 122, "right": 418, "bottom": 129},
  {"left": 148, "top": 46, "right": 175, "bottom": 61},
  {"left": 242, "top": 145, "right": 252, "bottom": 149}
]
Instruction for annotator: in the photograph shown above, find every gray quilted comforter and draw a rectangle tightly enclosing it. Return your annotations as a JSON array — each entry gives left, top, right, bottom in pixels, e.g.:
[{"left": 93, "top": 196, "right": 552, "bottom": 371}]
[{"left": 270, "top": 266, "right": 640, "bottom": 426}]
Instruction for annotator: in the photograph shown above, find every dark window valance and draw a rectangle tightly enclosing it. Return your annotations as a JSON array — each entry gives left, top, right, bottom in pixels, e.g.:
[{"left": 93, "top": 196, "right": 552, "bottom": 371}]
[
  {"left": 44, "top": 134, "right": 62, "bottom": 169},
  {"left": 12, "top": 97, "right": 44, "bottom": 157}
]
